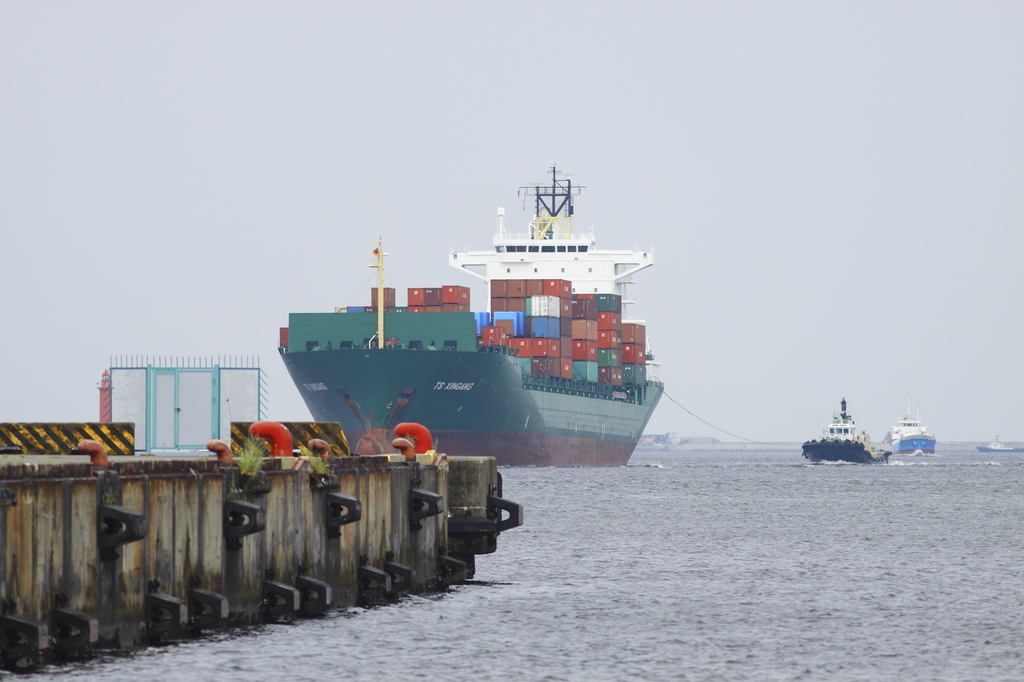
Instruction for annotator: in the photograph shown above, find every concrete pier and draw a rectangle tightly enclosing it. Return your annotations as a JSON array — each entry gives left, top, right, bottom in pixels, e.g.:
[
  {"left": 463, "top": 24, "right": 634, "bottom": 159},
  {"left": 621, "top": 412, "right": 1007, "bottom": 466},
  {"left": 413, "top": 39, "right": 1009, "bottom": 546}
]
[{"left": 0, "top": 450, "right": 520, "bottom": 669}]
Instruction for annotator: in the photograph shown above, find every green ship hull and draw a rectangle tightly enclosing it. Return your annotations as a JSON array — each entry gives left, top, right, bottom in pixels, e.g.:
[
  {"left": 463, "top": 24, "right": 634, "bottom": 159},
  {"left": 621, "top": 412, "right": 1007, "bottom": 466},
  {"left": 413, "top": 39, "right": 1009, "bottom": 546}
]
[{"left": 281, "top": 343, "right": 662, "bottom": 466}]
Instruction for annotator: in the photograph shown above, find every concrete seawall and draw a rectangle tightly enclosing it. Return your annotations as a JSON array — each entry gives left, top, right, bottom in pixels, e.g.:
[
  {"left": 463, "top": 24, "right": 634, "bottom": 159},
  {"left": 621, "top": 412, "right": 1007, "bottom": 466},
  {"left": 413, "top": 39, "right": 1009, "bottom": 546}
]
[{"left": 0, "top": 451, "right": 520, "bottom": 669}]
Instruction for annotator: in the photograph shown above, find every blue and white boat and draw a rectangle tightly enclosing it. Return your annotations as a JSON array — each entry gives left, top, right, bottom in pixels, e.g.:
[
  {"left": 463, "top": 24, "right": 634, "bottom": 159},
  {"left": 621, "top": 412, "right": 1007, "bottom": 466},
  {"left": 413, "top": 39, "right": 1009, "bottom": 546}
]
[{"left": 888, "top": 394, "right": 936, "bottom": 455}]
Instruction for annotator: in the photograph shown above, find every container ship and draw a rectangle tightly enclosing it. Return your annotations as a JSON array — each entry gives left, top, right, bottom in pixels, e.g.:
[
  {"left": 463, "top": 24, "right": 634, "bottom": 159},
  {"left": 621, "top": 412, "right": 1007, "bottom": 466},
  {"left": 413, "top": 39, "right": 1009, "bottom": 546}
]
[{"left": 280, "top": 168, "right": 663, "bottom": 466}]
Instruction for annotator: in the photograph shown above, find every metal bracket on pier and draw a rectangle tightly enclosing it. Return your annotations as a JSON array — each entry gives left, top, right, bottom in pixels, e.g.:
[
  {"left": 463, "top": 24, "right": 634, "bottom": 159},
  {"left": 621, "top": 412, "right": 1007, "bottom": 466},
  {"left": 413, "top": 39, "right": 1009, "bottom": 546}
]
[
  {"left": 97, "top": 504, "right": 148, "bottom": 561},
  {"left": 438, "top": 554, "right": 468, "bottom": 586},
  {"left": 51, "top": 608, "right": 98, "bottom": 654},
  {"left": 224, "top": 499, "right": 266, "bottom": 551},
  {"left": 384, "top": 561, "right": 415, "bottom": 594},
  {"left": 409, "top": 488, "right": 443, "bottom": 531},
  {"left": 488, "top": 494, "right": 524, "bottom": 532},
  {"left": 188, "top": 589, "right": 229, "bottom": 630},
  {"left": 145, "top": 593, "right": 187, "bottom": 638},
  {"left": 447, "top": 495, "right": 524, "bottom": 537},
  {"left": 296, "top": 576, "right": 332, "bottom": 617},
  {"left": 0, "top": 614, "right": 49, "bottom": 671},
  {"left": 357, "top": 565, "right": 392, "bottom": 604},
  {"left": 325, "top": 492, "right": 361, "bottom": 538},
  {"left": 263, "top": 581, "right": 300, "bottom": 623}
]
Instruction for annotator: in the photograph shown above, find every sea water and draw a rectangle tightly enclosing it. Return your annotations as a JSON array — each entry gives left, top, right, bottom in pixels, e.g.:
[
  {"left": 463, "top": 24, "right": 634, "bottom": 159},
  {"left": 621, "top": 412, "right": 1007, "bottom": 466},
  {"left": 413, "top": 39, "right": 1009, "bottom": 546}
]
[{"left": 38, "top": 448, "right": 1024, "bottom": 681}]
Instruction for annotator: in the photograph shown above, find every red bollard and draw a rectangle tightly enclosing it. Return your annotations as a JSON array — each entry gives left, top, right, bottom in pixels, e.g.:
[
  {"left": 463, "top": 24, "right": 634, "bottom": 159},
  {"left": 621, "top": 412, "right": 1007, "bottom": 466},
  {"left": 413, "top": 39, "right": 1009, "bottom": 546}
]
[
  {"left": 249, "top": 422, "right": 293, "bottom": 457},
  {"left": 394, "top": 423, "right": 432, "bottom": 454},
  {"left": 207, "top": 439, "right": 233, "bottom": 465}
]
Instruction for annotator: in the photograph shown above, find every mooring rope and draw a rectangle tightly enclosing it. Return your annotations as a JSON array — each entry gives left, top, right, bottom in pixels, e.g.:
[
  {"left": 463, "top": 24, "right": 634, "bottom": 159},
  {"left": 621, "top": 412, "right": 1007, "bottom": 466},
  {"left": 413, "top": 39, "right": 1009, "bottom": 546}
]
[{"left": 661, "top": 390, "right": 771, "bottom": 444}]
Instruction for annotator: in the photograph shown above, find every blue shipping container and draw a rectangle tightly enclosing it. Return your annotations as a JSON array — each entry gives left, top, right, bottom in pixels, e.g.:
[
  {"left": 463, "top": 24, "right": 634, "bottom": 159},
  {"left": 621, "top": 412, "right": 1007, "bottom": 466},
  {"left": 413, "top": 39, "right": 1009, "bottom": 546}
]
[
  {"left": 348, "top": 306, "right": 366, "bottom": 313},
  {"left": 572, "top": 360, "right": 599, "bottom": 383},
  {"left": 494, "top": 311, "right": 525, "bottom": 336},
  {"left": 530, "top": 317, "right": 560, "bottom": 339},
  {"left": 474, "top": 311, "right": 490, "bottom": 335},
  {"left": 622, "top": 363, "right": 647, "bottom": 385}
]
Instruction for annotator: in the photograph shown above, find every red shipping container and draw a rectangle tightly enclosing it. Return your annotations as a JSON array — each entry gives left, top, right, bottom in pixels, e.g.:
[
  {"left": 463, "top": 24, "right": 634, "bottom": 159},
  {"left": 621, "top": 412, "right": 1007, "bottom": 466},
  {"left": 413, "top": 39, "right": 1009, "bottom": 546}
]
[
  {"left": 494, "top": 318, "right": 515, "bottom": 336},
  {"left": 425, "top": 305, "right": 442, "bottom": 313},
  {"left": 571, "top": 340, "right": 595, "bottom": 361},
  {"left": 559, "top": 298, "right": 572, "bottom": 317},
  {"left": 620, "top": 323, "right": 646, "bottom": 345},
  {"left": 371, "top": 287, "right": 396, "bottom": 307},
  {"left": 408, "top": 306, "right": 426, "bottom": 313},
  {"left": 571, "top": 298, "right": 597, "bottom": 320},
  {"left": 423, "top": 288, "right": 443, "bottom": 305},
  {"left": 543, "top": 279, "right": 572, "bottom": 297},
  {"left": 560, "top": 358, "right": 573, "bottom": 379},
  {"left": 560, "top": 336, "right": 573, "bottom": 358},
  {"left": 597, "top": 311, "right": 621, "bottom": 331},
  {"left": 531, "top": 338, "right": 560, "bottom": 357},
  {"left": 279, "top": 327, "right": 289, "bottom": 348},
  {"left": 559, "top": 316, "right": 572, "bottom": 338},
  {"left": 621, "top": 343, "right": 647, "bottom": 364},
  {"left": 507, "top": 279, "right": 527, "bottom": 297},
  {"left": 572, "top": 319, "right": 598, "bottom": 341},
  {"left": 490, "top": 280, "right": 508, "bottom": 297},
  {"left": 531, "top": 356, "right": 559, "bottom": 377},
  {"left": 442, "top": 285, "right": 471, "bottom": 305},
  {"left": 482, "top": 326, "right": 507, "bottom": 346},
  {"left": 509, "top": 337, "right": 532, "bottom": 357},
  {"left": 598, "top": 330, "right": 621, "bottom": 348},
  {"left": 408, "top": 288, "right": 425, "bottom": 306},
  {"left": 575, "top": 293, "right": 595, "bottom": 300},
  {"left": 505, "top": 297, "right": 526, "bottom": 313},
  {"left": 441, "top": 303, "right": 470, "bottom": 313},
  {"left": 365, "top": 306, "right": 377, "bottom": 313},
  {"left": 525, "top": 279, "right": 545, "bottom": 297},
  {"left": 598, "top": 366, "right": 623, "bottom": 386},
  {"left": 491, "top": 298, "right": 509, "bottom": 312}
]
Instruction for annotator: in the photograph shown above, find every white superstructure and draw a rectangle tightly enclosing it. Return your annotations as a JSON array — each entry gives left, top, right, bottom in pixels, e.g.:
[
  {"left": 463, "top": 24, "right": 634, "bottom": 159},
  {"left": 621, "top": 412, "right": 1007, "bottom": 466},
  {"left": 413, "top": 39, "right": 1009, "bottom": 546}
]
[{"left": 448, "top": 167, "right": 654, "bottom": 322}]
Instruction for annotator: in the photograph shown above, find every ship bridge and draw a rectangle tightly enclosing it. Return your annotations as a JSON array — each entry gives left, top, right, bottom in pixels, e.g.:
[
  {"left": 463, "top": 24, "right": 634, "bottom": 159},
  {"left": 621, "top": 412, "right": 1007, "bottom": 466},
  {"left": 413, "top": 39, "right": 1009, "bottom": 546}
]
[{"left": 449, "top": 167, "right": 654, "bottom": 320}]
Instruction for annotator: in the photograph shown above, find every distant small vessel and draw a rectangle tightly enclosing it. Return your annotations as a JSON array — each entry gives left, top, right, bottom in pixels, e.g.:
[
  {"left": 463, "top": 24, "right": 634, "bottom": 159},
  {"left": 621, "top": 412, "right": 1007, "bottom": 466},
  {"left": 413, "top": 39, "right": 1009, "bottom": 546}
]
[
  {"left": 977, "top": 437, "right": 1024, "bottom": 453},
  {"left": 802, "top": 398, "right": 890, "bottom": 464},
  {"left": 889, "top": 394, "right": 936, "bottom": 455}
]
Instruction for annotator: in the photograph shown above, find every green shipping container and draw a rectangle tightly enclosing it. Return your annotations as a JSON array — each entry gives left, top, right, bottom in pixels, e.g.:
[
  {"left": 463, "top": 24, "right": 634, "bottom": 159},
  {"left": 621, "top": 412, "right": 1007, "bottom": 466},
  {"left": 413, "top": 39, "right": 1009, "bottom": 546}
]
[
  {"left": 596, "top": 293, "right": 622, "bottom": 313},
  {"left": 597, "top": 348, "right": 620, "bottom": 367},
  {"left": 572, "top": 360, "right": 599, "bottom": 383},
  {"left": 622, "top": 363, "right": 647, "bottom": 385}
]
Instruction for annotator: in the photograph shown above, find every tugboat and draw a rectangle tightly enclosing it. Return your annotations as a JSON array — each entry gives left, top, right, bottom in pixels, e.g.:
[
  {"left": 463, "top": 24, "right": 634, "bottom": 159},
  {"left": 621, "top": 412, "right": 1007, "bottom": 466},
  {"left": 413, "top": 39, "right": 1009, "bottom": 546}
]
[
  {"left": 977, "top": 437, "right": 1024, "bottom": 453},
  {"left": 802, "top": 398, "right": 890, "bottom": 464}
]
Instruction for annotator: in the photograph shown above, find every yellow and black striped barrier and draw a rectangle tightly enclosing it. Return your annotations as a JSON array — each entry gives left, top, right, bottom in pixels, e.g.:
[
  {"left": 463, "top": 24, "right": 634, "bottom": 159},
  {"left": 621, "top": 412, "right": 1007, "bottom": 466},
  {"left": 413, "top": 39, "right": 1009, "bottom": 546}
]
[
  {"left": 231, "top": 422, "right": 352, "bottom": 458},
  {"left": 0, "top": 423, "right": 135, "bottom": 456}
]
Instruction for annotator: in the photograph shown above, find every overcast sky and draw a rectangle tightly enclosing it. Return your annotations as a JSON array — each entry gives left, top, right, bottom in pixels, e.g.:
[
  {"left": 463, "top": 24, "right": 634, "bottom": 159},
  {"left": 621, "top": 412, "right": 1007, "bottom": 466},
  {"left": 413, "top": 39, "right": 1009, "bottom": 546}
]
[{"left": 2, "top": 2, "right": 1021, "bottom": 443}]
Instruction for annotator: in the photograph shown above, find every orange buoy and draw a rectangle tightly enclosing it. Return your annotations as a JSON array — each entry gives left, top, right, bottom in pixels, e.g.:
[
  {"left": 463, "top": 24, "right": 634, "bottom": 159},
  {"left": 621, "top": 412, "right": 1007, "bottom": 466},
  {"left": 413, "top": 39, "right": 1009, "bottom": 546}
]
[
  {"left": 249, "top": 422, "right": 293, "bottom": 457},
  {"left": 394, "top": 423, "right": 432, "bottom": 454}
]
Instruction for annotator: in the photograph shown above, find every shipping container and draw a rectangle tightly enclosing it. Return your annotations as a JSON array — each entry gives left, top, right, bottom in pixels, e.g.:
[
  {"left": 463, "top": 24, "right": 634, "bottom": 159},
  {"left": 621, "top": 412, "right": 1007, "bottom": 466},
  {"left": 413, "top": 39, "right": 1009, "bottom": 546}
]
[
  {"left": 543, "top": 279, "right": 572, "bottom": 297},
  {"left": 526, "top": 295, "right": 560, "bottom": 318},
  {"left": 575, "top": 293, "right": 596, "bottom": 300},
  {"left": 597, "top": 330, "right": 621, "bottom": 348},
  {"left": 494, "top": 318, "right": 515, "bottom": 336},
  {"left": 441, "top": 303, "right": 471, "bottom": 313},
  {"left": 530, "top": 338, "right": 560, "bottom": 357},
  {"left": 622, "top": 363, "right": 647, "bottom": 385},
  {"left": 279, "top": 327, "right": 289, "bottom": 348},
  {"left": 507, "top": 279, "right": 527, "bottom": 297},
  {"left": 560, "top": 358, "right": 573, "bottom": 380},
  {"left": 474, "top": 312, "right": 490, "bottom": 334},
  {"left": 348, "top": 306, "right": 366, "bottom": 313},
  {"left": 407, "top": 306, "right": 425, "bottom": 313},
  {"left": 491, "top": 297, "right": 508, "bottom": 312},
  {"left": 505, "top": 297, "right": 526, "bottom": 313},
  {"left": 424, "top": 288, "right": 443, "bottom": 306},
  {"left": 560, "top": 336, "right": 573, "bottom": 358},
  {"left": 518, "top": 357, "right": 532, "bottom": 374},
  {"left": 371, "top": 287, "right": 396, "bottom": 308},
  {"left": 525, "top": 279, "right": 545, "bottom": 297},
  {"left": 597, "top": 311, "right": 621, "bottom": 331},
  {"left": 425, "top": 305, "right": 443, "bottom": 313},
  {"left": 572, "top": 360, "right": 599, "bottom": 383},
  {"left": 490, "top": 279, "right": 508, "bottom": 297},
  {"left": 527, "top": 317, "right": 560, "bottom": 339},
  {"left": 365, "top": 306, "right": 377, "bottom": 314},
  {"left": 596, "top": 293, "right": 622, "bottom": 313},
  {"left": 531, "top": 356, "right": 559, "bottom": 377},
  {"left": 597, "top": 348, "right": 621, "bottom": 367},
  {"left": 571, "top": 340, "right": 598, "bottom": 362},
  {"left": 442, "top": 285, "right": 471, "bottom": 306},
  {"left": 621, "top": 343, "right": 646, "bottom": 365},
  {"left": 509, "top": 337, "right": 532, "bottom": 357},
  {"left": 620, "top": 323, "right": 646, "bottom": 345},
  {"left": 571, "top": 319, "right": 598, "bottom": 341},
  {"left": 559, "top": 298, "right": 572, "bottom": 317},
  {"left": 408, "top": 288, "right": 425, "bottom": 306},
  {"left": 571, "top": 298, "right": 598, "bottom": 320},
  {"left": 481, "top": 326, "right": 507, "bottom": 346},
  {"left": 559, "top": 316, "right": 572, "bottom": 338},
  {"left": 493, "top": 311, "right": 525, "bottom": 336},
  {"left": 598, "top": 366, "right": 623, "bottom": 386}
]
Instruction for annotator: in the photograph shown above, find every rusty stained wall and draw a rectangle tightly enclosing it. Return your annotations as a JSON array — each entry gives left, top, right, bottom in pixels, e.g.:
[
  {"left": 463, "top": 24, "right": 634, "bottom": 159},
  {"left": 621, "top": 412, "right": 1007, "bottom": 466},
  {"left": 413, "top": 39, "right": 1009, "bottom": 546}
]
[{"left": 0, "top": 455, "right": 455, "bottom": 650}]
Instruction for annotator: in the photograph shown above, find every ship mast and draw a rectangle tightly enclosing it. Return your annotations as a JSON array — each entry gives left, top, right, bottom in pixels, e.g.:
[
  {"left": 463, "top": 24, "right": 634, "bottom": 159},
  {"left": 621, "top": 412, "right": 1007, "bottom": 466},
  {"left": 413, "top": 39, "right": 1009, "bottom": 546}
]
[{"left": 372, "top": 238, "right": 385, "bottom": 347}]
